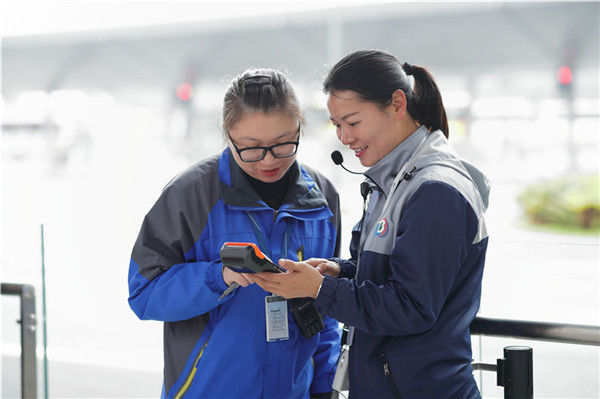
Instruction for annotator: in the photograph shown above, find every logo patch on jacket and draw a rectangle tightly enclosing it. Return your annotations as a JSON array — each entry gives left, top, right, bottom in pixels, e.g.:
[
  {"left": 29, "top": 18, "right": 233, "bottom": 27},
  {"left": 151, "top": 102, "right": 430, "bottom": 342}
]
[{"left": 373, "top": 218, "right": 389, "bottom": 238}]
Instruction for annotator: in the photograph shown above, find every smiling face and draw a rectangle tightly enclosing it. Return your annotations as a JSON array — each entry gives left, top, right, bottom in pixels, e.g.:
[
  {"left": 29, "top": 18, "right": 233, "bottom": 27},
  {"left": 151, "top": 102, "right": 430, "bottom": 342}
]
[
  {"left": 327, "top": 90, "right": 410, "bottom": 167},
  {"left": 227, "top": 111, "right": 300, "bottom": 183}
]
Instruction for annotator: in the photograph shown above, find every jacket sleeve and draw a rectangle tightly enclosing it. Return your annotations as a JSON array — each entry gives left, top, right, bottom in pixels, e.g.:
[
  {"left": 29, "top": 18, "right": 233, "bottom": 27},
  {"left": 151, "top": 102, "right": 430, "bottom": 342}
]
[
  {"left": 127, "top": 183, "right": 228, "bottom": 322},
  {"left": 315, "top": 181, "right": 480, "bottom": 336}
]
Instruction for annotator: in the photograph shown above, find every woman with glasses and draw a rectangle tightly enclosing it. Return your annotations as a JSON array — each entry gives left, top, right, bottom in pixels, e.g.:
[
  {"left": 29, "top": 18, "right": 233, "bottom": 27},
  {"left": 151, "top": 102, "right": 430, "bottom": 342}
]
[
  {"left": 128, "top": 68, "right": 342, "bottom": 399},
  {"left": 252, "top": 50, "right": 490, "bottom": 398}
]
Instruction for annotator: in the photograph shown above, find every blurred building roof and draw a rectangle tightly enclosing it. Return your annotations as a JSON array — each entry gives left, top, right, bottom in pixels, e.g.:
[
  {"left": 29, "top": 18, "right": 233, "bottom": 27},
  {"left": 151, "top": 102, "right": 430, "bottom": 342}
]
[{"left": 3, "top": 2, "right": 599, "bottom": 95}]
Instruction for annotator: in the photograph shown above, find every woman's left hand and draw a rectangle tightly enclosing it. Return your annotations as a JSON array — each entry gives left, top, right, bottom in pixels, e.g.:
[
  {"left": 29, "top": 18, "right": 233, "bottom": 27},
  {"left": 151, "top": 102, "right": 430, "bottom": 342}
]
[{"left": 250, "top": 259, "right": 324, "bottom": 299}]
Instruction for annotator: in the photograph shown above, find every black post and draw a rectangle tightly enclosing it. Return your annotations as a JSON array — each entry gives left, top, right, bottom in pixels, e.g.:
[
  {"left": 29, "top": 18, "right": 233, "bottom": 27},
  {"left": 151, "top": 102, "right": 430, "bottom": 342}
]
[
  {"left": 2, "top": 283, "right": 38, "bottom": 399},
  {"left": 497, "top": 346, "right": 533, "bottom": 399}
]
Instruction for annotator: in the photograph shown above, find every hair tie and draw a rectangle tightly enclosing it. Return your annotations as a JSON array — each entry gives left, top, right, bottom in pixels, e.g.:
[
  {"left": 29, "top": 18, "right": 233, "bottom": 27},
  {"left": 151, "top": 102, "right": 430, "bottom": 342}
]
[
  {"left": 402, "top": 62, "right": 413, "bottom": 76},
  {"left": 243, "top": 74, "right": 272, "bottom": 88}
]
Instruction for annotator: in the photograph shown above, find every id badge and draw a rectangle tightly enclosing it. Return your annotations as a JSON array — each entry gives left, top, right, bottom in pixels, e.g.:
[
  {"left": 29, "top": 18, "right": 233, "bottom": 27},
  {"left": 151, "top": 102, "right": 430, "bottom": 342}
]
[
  {"left": 265, "top": 295, "right": 289, "bottom": 342},
  {"left": 332, "top": 345, "right": 350, "bottom": 391}
]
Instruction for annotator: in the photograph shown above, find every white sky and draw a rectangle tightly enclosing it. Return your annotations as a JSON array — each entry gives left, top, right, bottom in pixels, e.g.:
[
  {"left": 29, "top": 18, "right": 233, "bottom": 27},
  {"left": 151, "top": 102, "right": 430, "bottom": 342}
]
[{"left": 1, "top": 1, "right": 371, "bottom": 37}]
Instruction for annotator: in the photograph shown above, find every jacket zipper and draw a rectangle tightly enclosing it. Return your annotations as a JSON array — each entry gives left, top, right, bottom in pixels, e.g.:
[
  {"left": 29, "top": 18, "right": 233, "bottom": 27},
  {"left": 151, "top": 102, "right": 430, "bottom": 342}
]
[
  {"left": 174, "top": 337, "right": 211, "bottom": 399},
  {"left": 379, "top": 353, "right": 402, "bottom": 399}
]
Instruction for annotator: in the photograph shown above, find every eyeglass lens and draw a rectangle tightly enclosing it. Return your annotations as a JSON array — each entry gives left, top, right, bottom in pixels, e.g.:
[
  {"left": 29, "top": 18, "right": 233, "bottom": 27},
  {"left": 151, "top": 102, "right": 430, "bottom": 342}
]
[{"left": 239, "top": 142, "right": 297, "bottom": 161}]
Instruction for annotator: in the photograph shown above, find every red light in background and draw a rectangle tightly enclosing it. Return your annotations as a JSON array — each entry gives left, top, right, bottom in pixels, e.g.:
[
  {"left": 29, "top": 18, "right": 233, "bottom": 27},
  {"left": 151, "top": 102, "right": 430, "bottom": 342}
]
[
  {"left": 557, "top": 65, "right": 573, "bottom": 86},
  {"left": 176, "top": 82, "right": 193, "bottom": 102}
]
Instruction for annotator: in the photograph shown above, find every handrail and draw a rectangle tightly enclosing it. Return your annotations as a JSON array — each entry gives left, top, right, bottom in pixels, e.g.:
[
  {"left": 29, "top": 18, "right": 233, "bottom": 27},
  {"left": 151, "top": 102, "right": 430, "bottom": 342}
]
[
  {"left": 3, "top": 283, "right": 598, "bottom": 399},
  {"left": 470, "top": 316, "right": 599, "bottom": 398},
  {"left": 2, "top": 282, "right": 32, "bottom": 296},
  {"left": 2, "top": 282, "right": 37, "bottom": 399},
  {"left": 470, "top": 316, "right": 600, "bottom": 346}
]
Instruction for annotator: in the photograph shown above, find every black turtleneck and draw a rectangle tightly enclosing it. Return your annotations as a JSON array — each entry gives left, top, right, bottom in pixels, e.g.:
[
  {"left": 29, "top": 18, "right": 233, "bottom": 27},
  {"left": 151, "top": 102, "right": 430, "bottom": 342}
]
[{"left": 244, "top": 168, "right": 292, "bottom": 210}]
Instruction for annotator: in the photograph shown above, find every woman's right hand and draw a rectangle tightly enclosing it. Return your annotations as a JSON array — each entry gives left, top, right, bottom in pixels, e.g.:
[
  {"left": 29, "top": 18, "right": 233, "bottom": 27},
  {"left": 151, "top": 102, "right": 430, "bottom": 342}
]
[
  {"left": 304, "top": 258, "right": 341, "bottom": 278},
  {"left": 222, "top": 266, "right": 254, "bottom": 287}
]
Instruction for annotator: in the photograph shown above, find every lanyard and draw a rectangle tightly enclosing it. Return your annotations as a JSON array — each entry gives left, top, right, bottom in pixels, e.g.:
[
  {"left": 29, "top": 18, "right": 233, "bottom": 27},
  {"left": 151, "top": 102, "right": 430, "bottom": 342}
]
[{"left": 246, "top": 211, "right": 292, "bottom": 260}]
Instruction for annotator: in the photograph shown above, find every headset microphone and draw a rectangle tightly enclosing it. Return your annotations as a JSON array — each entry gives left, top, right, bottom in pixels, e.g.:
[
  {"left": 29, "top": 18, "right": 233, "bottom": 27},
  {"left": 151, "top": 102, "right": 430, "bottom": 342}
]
[
  {"left": 331, "top": 150, "right": 376, "bottom": 203},
  {"left": 330, "top": 151, "right": 363, "bottom": 175}
]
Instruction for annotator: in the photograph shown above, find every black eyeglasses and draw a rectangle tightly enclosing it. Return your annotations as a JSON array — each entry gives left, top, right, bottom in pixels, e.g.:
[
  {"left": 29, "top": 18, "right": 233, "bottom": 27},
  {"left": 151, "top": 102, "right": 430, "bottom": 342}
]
[{"left": 229, "top": 128, "right": 300, "bottom": 162}]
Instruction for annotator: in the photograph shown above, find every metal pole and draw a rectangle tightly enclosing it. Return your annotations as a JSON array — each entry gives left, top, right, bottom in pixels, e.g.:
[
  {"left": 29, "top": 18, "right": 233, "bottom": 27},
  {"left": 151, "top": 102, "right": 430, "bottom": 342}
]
[
  {"left": 2, "top": 283, "right": 38, "bottom": 399},
  {"left": 498, "top": 346, "right": 533, "bottom": 399},
  {"left": 20, "top": 284, "right": 38, "bottom": 399},
  {"left": 41, "top": 224, "right": 49, "bottom": 398}
]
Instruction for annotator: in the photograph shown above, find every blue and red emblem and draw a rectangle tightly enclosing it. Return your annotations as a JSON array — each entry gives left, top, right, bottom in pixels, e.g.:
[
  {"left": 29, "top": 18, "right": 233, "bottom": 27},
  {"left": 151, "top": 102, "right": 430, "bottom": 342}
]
[{"left": 373, "top": 218, "right": 389, "bottom": 238}]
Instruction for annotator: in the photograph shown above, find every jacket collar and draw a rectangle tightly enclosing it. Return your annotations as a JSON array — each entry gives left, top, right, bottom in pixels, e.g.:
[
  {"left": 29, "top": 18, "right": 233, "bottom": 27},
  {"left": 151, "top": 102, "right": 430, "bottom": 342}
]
[
  {"left": 364, "top": 126, "right": 490, "bottom": 211},
  {"left": 219, "top": 148, "right": 329, "bottom": 212},
  {"left": 364, "top": 125, "right": 429, "bottom": 197}
]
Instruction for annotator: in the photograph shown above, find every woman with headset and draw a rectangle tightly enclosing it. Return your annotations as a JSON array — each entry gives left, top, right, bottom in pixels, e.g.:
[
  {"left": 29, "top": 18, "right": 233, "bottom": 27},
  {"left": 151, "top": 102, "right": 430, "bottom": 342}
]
[{"left": 252, "top": 50, "right": 490, "bottom": 398}]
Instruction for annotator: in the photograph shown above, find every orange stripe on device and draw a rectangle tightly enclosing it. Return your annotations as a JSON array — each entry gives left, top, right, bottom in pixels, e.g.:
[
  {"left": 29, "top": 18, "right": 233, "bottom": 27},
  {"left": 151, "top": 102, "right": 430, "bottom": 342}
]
[{"left": 223, "top": 242, "right": 265, "bottom": 259}]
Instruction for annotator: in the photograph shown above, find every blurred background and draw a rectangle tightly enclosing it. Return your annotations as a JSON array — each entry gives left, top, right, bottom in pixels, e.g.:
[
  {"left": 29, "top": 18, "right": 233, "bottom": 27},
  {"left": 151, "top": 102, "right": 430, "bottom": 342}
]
[{"left": 2, "top": 1, "right": 598, "bottom": 398}]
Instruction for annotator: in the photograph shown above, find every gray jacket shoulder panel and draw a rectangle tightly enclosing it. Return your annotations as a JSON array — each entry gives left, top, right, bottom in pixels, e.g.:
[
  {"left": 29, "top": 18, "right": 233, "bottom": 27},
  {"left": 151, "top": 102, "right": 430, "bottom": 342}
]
[
  {"left": 132, "top": 154, "right": 222, "bottom": 279},
  {"left": 301, "top": 164, "right": 340, "bottom": 214},
  {"left": 360, "top": 130, "right": 490, "bottom": 256},
  {"left": 300, "top": 163, "right": 342, "bottom": 256}
]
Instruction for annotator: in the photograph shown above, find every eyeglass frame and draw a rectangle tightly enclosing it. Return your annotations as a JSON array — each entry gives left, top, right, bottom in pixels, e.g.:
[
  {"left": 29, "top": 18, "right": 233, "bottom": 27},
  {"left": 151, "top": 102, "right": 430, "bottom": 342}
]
[{"left": 228, "top": 126, "right": 301, "bottom": 162}]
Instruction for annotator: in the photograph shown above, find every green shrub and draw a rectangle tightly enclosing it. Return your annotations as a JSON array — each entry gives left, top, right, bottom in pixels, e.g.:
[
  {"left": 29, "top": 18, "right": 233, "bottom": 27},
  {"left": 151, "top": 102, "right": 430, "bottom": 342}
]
[{"left": 517, "top": 174, "right": 600, "bottom": 231}]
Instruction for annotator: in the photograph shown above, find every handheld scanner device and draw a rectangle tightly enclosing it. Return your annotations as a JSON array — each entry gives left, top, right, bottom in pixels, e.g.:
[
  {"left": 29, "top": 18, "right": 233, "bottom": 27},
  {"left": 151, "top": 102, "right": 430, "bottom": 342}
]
[{"left": 219, "top": 242, "right": 285, "bottom": 274}]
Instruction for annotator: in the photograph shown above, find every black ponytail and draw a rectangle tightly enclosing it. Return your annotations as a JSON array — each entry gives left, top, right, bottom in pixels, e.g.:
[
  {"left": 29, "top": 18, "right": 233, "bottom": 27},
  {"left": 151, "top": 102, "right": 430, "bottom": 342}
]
[
  {"left": 324, "top": 50, "right": 449, "bottom": 139},
  {"left": 407, "top": 64, "right": 449, "bottom": 138}
]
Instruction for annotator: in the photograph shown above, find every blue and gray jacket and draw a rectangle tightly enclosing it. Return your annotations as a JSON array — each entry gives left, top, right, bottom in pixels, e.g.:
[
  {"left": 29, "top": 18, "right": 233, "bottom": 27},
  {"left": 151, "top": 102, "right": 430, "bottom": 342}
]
[
  {"left": 316, "top": 126, "right": 490, "bottom": 398},
  {"left": 128, "top": 148, "right": 342, "bottom": 399}
]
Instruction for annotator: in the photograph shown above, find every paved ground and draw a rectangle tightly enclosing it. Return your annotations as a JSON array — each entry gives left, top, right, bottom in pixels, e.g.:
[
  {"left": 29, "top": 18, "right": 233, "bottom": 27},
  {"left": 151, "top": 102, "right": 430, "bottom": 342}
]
[{"left": 2, "top": 355, "right": 162, "bottom": 398}]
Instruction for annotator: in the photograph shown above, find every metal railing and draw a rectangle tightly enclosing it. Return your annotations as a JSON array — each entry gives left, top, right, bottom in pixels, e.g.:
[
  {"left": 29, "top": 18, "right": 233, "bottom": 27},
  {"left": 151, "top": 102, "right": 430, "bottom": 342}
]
[
  {"left": 470, "top": 316, "right": 600, "bottom": 399},
  {"left": 2, "top": 282, "right": 38, "bottom": 399},
  {"left": 471, "top": 316, "right": 600, "bottom": 346},
  {"left": 3, "top": 280, "right": 599, "bottom": 399}
]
